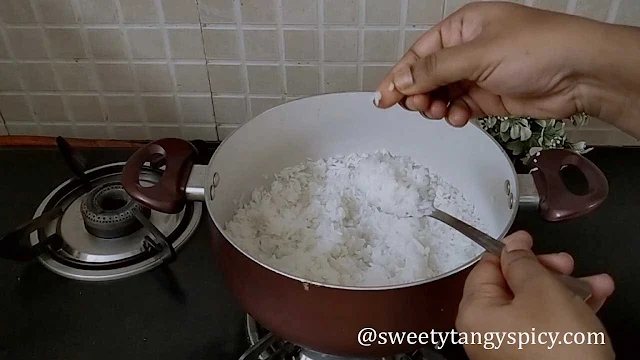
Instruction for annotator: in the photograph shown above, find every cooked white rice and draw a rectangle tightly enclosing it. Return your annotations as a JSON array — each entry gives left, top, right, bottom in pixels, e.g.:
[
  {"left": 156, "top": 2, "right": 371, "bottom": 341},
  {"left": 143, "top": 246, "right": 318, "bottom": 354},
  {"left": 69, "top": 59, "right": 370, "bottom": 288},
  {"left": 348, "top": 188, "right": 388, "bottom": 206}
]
[{"left": 225, "top": 150, "right": 485, "bottom": 287}]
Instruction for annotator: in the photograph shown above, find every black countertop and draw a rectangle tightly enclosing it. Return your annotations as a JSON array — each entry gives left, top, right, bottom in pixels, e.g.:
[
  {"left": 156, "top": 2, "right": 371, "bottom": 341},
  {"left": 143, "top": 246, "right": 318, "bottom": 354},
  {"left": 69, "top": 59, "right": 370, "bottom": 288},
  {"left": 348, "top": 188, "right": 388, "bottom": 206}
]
[{"left": 0, "top": 146, "right": 638, "bottom": 360}]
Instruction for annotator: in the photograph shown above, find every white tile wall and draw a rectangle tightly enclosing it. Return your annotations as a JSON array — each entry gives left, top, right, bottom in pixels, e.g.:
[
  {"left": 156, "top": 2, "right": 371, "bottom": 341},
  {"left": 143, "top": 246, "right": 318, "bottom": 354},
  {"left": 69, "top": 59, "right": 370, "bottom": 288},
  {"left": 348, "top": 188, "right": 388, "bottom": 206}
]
[{"left": 0, "top": 0, "right": 636, "bottom": 145}]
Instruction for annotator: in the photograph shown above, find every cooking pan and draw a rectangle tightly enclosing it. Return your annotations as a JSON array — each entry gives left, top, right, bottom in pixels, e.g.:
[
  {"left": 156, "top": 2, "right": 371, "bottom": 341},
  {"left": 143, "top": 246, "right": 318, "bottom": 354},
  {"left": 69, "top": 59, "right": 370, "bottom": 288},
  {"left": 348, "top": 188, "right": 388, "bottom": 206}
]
[{"left": 121, "top": 92, "right": 608, "bottom": 357}]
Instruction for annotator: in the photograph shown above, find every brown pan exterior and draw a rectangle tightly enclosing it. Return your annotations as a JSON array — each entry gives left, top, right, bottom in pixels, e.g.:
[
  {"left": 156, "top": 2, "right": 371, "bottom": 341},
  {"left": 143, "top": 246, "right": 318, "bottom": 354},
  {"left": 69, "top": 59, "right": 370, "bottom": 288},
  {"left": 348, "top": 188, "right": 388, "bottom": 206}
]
[
  {"left": 121, "top": 137, "right": 609, "bottom": 357},
  {"left": 210, "top": 218, "right": 471, "bottom": 357}
]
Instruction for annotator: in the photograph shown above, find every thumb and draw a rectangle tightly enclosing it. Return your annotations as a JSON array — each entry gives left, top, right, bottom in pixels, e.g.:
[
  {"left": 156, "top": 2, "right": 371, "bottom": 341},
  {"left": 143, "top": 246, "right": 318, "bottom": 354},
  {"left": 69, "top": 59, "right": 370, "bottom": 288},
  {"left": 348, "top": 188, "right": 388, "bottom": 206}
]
[
  {"left": 500, "top": 231, "right": 554, "bottom": 296},
  {"left": 392, "top": 43, "right": 484, "bottom": 95}
]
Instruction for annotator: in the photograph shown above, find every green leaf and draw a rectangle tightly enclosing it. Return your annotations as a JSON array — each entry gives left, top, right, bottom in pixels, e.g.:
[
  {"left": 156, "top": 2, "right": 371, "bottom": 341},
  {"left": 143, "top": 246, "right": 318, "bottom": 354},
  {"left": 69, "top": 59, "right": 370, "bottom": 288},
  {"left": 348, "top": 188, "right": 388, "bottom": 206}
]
[
  {"left": 500, "top": 131, "right": 510, "bottom": 142},
  {"left": 570, "top": 113, "right": 589, "bottom": 127},
  {"left": 520, "top": 127, "right": 532, "bottom": 141},
  {"left": 510, "top": 125, "right": 520, "bottom": 139},
  {"left": 500, "top": 120, "right": 510, "bottom": 133},
  {"left": 529, "top": 146, "right": 543, "bottom": 156},
  {"left": 506, "top": 141, "right": 525, "bottom": 155}
]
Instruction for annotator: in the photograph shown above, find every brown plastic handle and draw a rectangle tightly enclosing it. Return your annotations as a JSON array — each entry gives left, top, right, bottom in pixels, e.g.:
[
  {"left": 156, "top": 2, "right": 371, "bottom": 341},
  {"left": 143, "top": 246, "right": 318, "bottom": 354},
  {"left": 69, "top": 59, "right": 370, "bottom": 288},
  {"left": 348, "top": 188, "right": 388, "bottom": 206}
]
[
  {"left": 526, "top": 149, "right": 608, "bottom": 222},
  {"left": 122, "top": 138, "right": 197, "bottom": 214}
]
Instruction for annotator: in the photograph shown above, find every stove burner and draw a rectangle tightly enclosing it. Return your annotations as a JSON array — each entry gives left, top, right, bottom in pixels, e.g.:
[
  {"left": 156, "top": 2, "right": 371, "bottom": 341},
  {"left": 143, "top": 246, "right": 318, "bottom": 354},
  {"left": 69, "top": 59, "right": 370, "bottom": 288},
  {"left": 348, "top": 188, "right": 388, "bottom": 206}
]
[
  {"left": 0, "top": 137, "right": 203, "bottom": 281},
  {"left": 243, "top": 315, "right": 447, "bottom": 360},
  {"left": 81, "top": 182, "right": 151, "bottom": 239},
  {"left": 28, "top": 162, "right": 202, "bottom": 281}
]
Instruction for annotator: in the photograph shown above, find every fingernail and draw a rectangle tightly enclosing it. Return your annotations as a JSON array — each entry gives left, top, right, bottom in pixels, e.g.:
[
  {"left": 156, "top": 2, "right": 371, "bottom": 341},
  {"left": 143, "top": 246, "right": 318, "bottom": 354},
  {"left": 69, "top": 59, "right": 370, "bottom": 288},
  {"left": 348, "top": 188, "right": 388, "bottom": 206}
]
[
  {"left": 504, "top": 240, "right": 519, "bottom": 253},
  {"left": 388, "top": 82, "right": 395, "bottom": 92},
  {"left": 558, "top": 252, "right": 572, "bottom": 260},
  {"left": 394, "top": 65, "right": 414, "bottom": 90},
  {"left": 419, "top": 111, "right": 433, "bottom": 120},
  {"left": 373, "top": 91, "right": 382, "bottom": 107},
  {"left": 449, "top": 111, "right": 463, "bottom": 125},
  {"left": 405, "top": 96, "right": 416, "bottom": 111}
]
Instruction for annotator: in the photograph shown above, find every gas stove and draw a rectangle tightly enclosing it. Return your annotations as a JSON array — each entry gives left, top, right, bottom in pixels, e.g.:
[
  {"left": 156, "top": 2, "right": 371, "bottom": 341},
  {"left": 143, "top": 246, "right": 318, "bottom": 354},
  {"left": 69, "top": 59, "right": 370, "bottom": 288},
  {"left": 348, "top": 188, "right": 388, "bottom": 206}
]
[
  {"left": 241, "top": 315, "right": 447, "bottom": 360},
  {"left": 0, "top": 145, "right": 637, "bottom": 359},
  {"left": 0, "top": 137, "right": 204, "bottom": 281}
]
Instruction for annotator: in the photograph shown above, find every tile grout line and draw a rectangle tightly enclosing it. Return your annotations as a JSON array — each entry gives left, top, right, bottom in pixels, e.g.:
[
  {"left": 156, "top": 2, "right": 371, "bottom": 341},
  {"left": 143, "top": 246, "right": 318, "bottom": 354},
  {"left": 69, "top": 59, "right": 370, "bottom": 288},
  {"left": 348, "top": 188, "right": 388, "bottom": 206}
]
[
  {"left": 232, "top": 0, "right": 251, "bottom": 128},
  {"left": 0, "top": 14, "right": 40, "bottom": 134},
  {"left": 606, "top": 0, "right": 621, "bottom": 24},
  {"left": 1, "top": 59, "right": 409, "bottom": 66},
  {"left": 194, "top": 0, "right": 220, "bottom": 140},
  {"left": 318, "top": 0, "right": 325, "bottom": 93},
  {"left": 3, "top": 24, "right": 200, "bottom": 30},
  {"left": 566, "top": 0, "right": 578, "bottom": 14},
  {"left": 1, "top": 59, "right": 207, "bottom": 65},
  {"left": 2, "top": 23, "right": 433, "bottom": 31},
  {"left": 0, "top": 112, "right": 6, "bottom": 135},
  {"left": 357, "top": 0, "right": 365, "bottom": 91},
  {"left": 275, "top": 0, "right": 286, "bottom": 119},
  {"left": 70, "top": 0, "right": 114, "bottom": 139},
  {"left": 27, "top": 0, "right": 77, "bottom": 136},
  {"left": 0, "top": 91, "right": 332, "bottom": 98},
  {"left": 155, "top": 0, "right": 186, "bottom": 138},
  {"left": 397, "top": 0, "right": 408, "bottom": 60},
  {"left": 3, "top": 120, "right": 227, "bottom": 127},
  {"left": 0, "top": 90, "right": 211, "bottom": 96},
  {"left": 113, "top": 0, "right": 151, "bottom": 140}
]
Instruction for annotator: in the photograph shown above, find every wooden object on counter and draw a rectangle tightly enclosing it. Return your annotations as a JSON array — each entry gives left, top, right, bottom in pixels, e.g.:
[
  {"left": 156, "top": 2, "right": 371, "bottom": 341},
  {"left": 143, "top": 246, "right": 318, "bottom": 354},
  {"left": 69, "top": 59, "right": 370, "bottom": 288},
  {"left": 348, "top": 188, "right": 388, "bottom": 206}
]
[{"left": 0, "top": 136, "right": 144, "bottom": 148}]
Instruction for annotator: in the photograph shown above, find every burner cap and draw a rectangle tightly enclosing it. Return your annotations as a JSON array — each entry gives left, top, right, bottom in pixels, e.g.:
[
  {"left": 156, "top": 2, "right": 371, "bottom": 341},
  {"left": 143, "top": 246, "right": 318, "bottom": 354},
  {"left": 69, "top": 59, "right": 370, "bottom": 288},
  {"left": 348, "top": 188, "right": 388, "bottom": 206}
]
[{"left": 81, "top": 183, "right": 151, "bottom": 239}]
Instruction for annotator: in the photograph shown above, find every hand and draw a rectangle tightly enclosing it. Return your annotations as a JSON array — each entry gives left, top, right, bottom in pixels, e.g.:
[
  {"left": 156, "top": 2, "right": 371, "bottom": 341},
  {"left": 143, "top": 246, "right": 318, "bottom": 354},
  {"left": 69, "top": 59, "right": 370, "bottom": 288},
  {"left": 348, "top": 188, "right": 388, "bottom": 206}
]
[
  {"left": 456, "top": 231, "right": 615, "bottom": 360},
  {"left": 374, "top": 2, "right": 640, "bottom": 138}
]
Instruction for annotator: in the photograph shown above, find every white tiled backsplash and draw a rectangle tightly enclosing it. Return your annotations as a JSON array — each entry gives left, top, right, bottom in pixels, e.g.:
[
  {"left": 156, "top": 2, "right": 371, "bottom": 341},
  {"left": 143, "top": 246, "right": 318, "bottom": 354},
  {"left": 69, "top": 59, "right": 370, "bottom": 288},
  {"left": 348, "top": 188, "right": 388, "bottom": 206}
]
[{"left": 0, "top": 0, "right": 638, "bottom": 145}]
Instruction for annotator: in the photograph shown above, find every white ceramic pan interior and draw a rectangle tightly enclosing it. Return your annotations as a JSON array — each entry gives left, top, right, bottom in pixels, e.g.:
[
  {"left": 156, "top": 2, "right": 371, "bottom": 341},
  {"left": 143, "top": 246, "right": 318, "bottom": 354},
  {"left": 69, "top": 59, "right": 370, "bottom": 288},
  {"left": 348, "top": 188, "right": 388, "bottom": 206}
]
[{"left": 206, "top": 92, "right": 519, "bottom": 288}]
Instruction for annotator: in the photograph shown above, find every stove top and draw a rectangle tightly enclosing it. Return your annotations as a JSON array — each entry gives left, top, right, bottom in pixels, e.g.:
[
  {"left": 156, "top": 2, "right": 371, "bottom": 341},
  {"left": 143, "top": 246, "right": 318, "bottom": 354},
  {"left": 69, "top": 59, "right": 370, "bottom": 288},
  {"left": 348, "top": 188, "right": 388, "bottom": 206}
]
[
  {"left": 1, "top": 138, "right": 202, "bottom": 281},
  {"left": 0, "top": 145, "right": 638, "bottom": 360},
  {"left": 242, "top": 315, "right": 448, "bottom": 360}
]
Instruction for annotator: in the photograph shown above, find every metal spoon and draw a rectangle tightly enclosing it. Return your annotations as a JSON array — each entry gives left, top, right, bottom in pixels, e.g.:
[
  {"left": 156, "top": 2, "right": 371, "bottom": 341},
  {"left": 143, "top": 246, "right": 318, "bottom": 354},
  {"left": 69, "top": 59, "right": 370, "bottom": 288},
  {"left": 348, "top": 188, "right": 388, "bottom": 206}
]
[{"left": 410, "top": 207, "right": 593, "bottom": 301}]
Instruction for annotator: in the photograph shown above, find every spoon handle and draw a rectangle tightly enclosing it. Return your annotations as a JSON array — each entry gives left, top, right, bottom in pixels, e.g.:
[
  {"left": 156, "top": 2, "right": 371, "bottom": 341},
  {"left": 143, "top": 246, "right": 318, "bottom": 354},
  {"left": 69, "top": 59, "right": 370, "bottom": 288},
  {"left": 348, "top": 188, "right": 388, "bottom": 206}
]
[
  {"left": 429, "top": 209, "right": 505, "bottom": 256},
  {"left": 429, "top": 208, "right": 592, "bottom": 301}
]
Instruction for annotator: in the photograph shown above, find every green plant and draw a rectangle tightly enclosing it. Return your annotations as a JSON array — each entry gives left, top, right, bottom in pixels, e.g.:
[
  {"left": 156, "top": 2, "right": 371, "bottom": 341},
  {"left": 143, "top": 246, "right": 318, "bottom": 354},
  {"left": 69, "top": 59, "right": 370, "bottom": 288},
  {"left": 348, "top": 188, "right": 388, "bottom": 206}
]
[{"left": 477, "top": 112, "right": 592, "bottom": 164}]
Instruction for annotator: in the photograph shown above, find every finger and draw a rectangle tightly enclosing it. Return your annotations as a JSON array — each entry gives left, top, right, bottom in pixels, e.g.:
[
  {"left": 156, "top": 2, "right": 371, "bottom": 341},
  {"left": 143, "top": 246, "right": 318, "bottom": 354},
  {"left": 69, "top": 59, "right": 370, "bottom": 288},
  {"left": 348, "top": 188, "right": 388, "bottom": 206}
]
[
  {"left": 447, "top": 98, "right": 472, "bottom": 127},
  {"left": 419, "top": 109, "right": 436, "bottom": 119},
  {"left": 537, "top": 252, "right": 575, "bottom": 275},
  {"left": 461, "top": 253, "right": 511, "bottom": 306},
  {"left": 427, "top": 99, "right": 448, "bottom": 120},
  {"left": 375, "top": 26, "right": 448, "bottom": 108},
  {"left": 467, "top": 85, "right": 510, "bottom": 116},
  {"left": 500, "top": 231, "right": 554, "bottom": 295},
  {"left": 501, "top": 230, "right": 533, "bottom": 248},
  {"left": 392, "top": 42, "right": 484, "bottom": 96},
  {"left": 405, "top": 94, "right": 431, "bottom": 112},
  {"left": 580, "top": 274, "right": 615, "bottom": 312},
  {"left": 418, "top": 88, "right": 449, "bottom": 120}
]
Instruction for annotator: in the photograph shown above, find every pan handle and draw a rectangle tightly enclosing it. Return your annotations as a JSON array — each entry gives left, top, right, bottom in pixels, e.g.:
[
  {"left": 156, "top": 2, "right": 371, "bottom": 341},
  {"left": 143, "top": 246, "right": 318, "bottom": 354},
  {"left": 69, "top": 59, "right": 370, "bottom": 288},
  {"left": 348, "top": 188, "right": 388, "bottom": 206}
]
[
  {"left": 526, "top": 149, "right": 608, "bottom": 222},
  {"left": 122, "top": 138, "right": 197, "bottom": 214}
]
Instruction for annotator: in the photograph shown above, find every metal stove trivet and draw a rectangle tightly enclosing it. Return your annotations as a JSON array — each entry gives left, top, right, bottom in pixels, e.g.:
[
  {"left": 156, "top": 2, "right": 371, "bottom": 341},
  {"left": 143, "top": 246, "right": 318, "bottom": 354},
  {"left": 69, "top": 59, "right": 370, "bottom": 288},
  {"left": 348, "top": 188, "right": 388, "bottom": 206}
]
[
  {"left": 242, "top": 315, "right": 448, "bottom": 360},
  {"left": 0, "top": 137, "right": 204, "bottom": 281}
]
